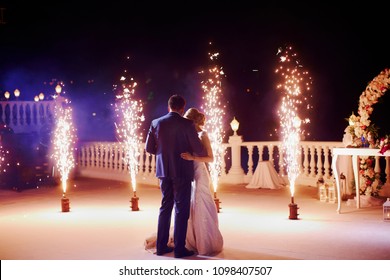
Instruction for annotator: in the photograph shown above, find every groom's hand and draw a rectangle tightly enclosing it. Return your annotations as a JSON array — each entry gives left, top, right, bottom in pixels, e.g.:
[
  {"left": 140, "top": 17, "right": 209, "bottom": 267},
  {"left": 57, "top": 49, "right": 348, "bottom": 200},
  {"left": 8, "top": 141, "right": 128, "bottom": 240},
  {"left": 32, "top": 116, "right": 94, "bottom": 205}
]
[{"left": 180, "top": 152, "right": 193, "bottom": 161}]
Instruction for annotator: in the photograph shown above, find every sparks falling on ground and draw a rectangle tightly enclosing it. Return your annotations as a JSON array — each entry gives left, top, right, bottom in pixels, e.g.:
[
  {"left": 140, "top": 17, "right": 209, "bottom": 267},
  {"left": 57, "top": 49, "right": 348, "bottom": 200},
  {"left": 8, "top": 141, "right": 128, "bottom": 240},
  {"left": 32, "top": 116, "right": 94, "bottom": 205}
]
[
  {"left": 0, "top": 130, "right": 9, "bottom": 174},
  {"left": 113, "top": 70, "right": 144, "bottom": 196},
  {"left": 52, "top": 98, "right": 77, "bottom": 196},
  {"left": 276, "top": 45, "right": 312, "bottom": 199},
  {"left": 0, "top": 143, "right": 9, "bottom": 173},
  {"left": 200, "top": 44, "right": 226, "bottom": 194}
]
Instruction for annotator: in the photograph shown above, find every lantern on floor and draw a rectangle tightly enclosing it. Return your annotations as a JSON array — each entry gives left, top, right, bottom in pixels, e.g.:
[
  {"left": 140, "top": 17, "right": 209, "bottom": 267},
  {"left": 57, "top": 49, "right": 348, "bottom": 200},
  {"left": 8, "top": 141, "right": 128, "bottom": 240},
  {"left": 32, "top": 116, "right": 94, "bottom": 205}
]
[
  {"left": 319, "top": 183, "right": 327, "bottom": 202},
  {"left": 328, "top": 182, "right": 336, "bottom": 204},
  {"left": 317, "top": 177, "right": 325, "bottom": 201},
  {"left": 383, "top": 198, "right": 390, "bottom": 221}
]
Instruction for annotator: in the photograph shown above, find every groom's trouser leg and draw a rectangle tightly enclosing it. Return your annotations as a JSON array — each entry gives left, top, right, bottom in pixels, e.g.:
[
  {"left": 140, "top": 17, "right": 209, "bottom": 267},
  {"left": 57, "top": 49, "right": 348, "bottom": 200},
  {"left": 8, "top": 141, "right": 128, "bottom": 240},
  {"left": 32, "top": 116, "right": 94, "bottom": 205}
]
[
  {"left": 173, "top": 177, "right": 192, "bottom": 252},
  {"left": 157, "top": 178, "right": 174, "bottom": 251}
]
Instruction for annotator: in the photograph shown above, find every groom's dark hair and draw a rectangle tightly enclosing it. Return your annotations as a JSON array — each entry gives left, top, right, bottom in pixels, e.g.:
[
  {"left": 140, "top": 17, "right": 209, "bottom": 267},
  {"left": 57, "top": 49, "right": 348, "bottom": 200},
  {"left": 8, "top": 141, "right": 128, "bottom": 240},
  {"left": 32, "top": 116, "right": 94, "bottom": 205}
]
[{"left": 168, "top": 94, "right": 186, "bottom": 111}]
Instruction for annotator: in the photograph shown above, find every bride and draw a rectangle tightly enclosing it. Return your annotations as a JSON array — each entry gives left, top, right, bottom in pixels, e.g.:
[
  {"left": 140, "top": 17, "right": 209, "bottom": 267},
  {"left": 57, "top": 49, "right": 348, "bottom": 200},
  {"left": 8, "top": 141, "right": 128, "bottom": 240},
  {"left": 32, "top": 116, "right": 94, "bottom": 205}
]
[
  {"left": 180, "top": 108, "right": 223, "bottom": 256},
  {"left": 144, "top": 108, "right": 223, "bottom": 256}
]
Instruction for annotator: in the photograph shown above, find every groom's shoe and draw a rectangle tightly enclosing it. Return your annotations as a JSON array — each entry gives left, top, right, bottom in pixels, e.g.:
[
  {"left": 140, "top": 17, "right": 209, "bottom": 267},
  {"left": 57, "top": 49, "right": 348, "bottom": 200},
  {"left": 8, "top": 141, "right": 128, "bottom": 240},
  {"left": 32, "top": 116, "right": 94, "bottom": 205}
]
[
  {"left": 174, "top": 248, "right": 194, "bottom": 258},
  {"left": 156, "top": 246, "right": 174, "bottom": 256}
]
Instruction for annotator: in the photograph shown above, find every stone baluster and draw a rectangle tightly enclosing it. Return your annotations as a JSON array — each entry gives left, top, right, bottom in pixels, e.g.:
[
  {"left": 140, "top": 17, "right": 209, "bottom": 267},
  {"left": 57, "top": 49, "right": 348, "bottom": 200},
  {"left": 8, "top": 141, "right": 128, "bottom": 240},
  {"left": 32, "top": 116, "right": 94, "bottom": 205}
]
[
  {"left": 246, "top": 145, "right": 254, "bottom": 176},
  {"left": 113, "top": 144, "right": 119, "bottom": 172},
  {"left": 309, "top": 145, "right": 316, "bottom": 178},
  {"left": 316, "top": 146, "right": 323, "bottom": 178},
  {"left": 323, "top": 146, "right": 331, "bottom": 179},
  {"left": 302, "top": 145, "right": 309, "bottom": 176},
  {"left": 384, "top": 157, "right": 390, "bottom": 185}
]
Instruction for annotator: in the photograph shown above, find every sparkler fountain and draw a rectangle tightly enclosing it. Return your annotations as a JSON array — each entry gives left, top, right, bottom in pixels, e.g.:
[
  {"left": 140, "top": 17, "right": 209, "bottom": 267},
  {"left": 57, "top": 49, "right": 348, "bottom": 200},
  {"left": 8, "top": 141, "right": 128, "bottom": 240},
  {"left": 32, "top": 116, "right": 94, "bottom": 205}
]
[
  {"left": 114, "top": 72, "right": 144, "bottom": 211},
  {"left": 52, "top": 85, "right": 76, "bottom": 212},
  {"left": 276, "top": 46, "right": 312, "bottom": 219},
  {"left": 200, "top": 45, "right": 226, "bottom": 213}
]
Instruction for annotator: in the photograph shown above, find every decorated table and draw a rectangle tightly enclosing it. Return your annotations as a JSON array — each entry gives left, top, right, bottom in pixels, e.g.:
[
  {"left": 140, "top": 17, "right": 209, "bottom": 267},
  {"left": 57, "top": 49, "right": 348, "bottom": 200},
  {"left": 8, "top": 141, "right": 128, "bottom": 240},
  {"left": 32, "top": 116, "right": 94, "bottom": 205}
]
[
  {"left": 332, "top": 147, "right": 390, "bottom": 213},
  {"left": 334, "top": 68, "right": 390, "bottom": 213}
]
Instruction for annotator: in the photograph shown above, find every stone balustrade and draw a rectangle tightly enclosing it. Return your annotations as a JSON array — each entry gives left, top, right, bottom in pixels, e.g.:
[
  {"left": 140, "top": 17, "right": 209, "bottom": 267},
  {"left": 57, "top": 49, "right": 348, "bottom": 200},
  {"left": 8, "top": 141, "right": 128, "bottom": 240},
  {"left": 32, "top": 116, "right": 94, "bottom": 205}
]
[
  {"left": 0, "top": 101, "right": 56, "bottom": 133},
  {"left": 75, "top": 138, "right": 344, "bottom": 188}
]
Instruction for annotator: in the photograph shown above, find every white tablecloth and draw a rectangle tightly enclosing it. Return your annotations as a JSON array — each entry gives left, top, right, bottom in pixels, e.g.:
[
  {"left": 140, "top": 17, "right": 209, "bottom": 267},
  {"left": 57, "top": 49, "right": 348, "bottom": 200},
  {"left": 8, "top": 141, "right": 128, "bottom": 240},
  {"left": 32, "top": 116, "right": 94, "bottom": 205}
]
[{"left": 246, "top": 161, "right": 286, "bottom": 189}]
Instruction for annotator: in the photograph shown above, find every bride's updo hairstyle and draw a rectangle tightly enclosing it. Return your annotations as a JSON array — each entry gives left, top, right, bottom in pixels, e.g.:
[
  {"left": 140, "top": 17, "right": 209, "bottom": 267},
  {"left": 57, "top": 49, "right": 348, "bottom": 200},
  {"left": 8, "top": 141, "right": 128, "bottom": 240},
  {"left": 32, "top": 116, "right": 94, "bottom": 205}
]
[{"left": 184, "top": 108, "right": 205, "bottom": 126}]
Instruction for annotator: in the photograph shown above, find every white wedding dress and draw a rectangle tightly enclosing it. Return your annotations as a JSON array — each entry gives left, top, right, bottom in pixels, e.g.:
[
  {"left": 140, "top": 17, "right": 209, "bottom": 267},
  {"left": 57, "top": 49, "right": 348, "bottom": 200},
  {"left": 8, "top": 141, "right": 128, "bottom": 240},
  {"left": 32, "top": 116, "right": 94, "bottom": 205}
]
[{"left": 185, "top": 152, "right": 223, "bottom": 256}]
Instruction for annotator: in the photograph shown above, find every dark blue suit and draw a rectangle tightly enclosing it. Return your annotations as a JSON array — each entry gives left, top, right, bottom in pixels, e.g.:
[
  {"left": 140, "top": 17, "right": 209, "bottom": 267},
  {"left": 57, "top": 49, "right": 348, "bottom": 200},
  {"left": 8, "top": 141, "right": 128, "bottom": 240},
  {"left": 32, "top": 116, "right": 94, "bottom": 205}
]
[{"left": 145, "top": 111, "right": 206, "bottom": 255}]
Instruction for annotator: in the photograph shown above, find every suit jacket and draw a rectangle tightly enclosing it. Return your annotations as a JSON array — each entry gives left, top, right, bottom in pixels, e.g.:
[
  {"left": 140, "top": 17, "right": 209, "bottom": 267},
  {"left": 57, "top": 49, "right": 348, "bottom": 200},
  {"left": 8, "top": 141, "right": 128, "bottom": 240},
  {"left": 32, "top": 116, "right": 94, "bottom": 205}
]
[{"left": 145, "top": 112, "right": 206, "bottom": 179}]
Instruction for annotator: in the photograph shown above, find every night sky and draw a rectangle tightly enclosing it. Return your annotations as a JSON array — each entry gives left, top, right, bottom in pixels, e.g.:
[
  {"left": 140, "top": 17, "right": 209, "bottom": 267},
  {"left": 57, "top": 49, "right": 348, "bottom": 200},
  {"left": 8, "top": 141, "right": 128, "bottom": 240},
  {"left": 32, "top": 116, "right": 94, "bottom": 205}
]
[{"left": 1, "top": 1, "right": 389, "bottom": 142}]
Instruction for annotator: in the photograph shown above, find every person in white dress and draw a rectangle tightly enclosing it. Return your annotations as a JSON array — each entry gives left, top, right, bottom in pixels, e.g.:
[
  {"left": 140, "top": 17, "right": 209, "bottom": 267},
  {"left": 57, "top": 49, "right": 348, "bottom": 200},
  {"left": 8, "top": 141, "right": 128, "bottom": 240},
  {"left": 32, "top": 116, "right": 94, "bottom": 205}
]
[
  {"left": 180, "top": 108, "right": 223, "bottom": 256},
  {"left": 144, "top": 108, "right": 223, "bottom": 256}
]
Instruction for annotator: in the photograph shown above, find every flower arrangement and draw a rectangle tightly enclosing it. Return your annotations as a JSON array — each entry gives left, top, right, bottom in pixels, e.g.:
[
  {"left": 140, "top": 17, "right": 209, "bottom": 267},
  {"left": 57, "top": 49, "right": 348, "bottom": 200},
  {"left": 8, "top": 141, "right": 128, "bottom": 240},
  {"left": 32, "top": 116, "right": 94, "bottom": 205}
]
[
  {"left": 345, "top": 112, "right": 378, "bottom": 148},
  {"left": 378, "top": 135, "right": 390, "bottom": 154},
  {"left": 345, "top": 68, "right": 390, "bottom": 146},
  {"left": 358, "top": 156, "right": 382, "bottom": 197},
  {"left": 344, "top": 68, "right": 390, "bottom": 196}
]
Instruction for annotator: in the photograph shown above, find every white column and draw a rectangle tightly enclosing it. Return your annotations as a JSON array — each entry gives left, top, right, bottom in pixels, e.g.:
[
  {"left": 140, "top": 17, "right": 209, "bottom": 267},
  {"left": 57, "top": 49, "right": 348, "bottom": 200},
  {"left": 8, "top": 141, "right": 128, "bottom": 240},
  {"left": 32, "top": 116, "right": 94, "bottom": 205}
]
[{"left": 227, "top": 134, "right": 245, "bottom": 183}]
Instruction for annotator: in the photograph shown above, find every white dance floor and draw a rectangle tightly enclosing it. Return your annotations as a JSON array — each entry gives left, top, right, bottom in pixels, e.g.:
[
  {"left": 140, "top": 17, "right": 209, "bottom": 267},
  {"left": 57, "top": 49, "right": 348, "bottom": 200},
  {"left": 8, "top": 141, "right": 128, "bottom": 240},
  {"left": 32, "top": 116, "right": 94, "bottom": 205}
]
[{"left": 1, "top": 177, "right": 389, "bottom": 260}]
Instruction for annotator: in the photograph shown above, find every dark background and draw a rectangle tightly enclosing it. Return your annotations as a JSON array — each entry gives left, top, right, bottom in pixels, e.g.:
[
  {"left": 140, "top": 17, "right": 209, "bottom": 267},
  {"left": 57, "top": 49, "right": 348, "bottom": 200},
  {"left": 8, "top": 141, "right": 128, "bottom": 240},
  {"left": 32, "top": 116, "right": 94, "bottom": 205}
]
[{"left": 1, "top": 1, "right": 389, "bottom": 142}]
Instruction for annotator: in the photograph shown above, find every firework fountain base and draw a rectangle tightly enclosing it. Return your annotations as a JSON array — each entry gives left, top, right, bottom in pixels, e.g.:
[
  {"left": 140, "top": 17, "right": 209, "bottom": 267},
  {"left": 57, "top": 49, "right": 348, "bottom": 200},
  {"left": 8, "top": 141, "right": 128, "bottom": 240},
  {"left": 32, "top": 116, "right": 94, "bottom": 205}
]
[
  {"left": 288, "top": 196, "right": 299, "bottom": 220},
  {"left": 214, "top": 192, "right": 221, "bottom": 213},
  {"left": 130, "top": 191, "right": 139, "bottom": 211},
  {"left": 61, "top": 194, "right": 70, "bottom": 212}
]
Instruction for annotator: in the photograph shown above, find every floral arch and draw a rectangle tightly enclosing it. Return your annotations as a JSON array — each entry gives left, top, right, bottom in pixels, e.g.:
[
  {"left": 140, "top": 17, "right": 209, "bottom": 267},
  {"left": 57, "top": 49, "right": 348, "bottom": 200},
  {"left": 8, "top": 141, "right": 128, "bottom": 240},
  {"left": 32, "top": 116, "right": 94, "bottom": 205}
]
[{"left": 344, "top": 68, "right": 390, "bottom": 196}]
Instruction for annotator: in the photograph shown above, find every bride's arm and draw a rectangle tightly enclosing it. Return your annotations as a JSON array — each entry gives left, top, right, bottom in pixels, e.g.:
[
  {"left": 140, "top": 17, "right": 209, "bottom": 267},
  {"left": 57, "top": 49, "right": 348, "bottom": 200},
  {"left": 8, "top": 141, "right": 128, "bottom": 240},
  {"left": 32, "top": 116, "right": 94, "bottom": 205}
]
[{"left": 181, "top": 131, "right": 214, "bottom": 162}]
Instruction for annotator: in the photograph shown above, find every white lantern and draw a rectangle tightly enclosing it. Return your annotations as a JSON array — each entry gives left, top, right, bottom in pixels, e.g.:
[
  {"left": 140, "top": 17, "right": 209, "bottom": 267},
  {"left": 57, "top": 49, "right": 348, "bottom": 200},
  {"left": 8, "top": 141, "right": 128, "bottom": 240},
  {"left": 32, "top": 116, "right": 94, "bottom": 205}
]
[
  {"left": 230, "top": 117, "right": 239, "bottom": 135},
  {"left": 14, "top": 89, "right": 20, "bottom": 98},
  {"left": 319, "top": 183, "right": 327, "bottom": 202},
  {"left": 55, "top": 85, "right": 62, "bottom": 94},
  {"left": 328, "top": 182, "right": 336, "bottom": 204},
  {"left": 317, "top": 177, "right": 324, "bottom": 197},
  {"left": 383, "top": 198, "right": 390, "bottom": 221}
]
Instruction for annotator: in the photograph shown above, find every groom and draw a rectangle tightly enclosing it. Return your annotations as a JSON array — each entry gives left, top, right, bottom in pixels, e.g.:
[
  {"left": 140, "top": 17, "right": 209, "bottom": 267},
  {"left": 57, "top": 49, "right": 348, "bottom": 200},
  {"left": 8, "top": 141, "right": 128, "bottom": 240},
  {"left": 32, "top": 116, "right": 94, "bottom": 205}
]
[{"left": 145, "top": 94, "right": 206, "bottom": 258}]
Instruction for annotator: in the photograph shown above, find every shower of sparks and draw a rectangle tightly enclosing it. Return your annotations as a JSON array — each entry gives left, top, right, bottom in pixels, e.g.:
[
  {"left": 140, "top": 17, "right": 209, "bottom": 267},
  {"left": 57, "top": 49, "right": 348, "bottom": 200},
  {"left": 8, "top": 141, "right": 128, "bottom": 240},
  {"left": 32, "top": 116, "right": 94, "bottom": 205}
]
[
  {"left": 275, "top": 45, "right": 312, "bottom": 198},
  {"left": 0, "top": 123, "right": 11, "bottom": 173},
  {"left": 113, "top": 72, "right": 144, "bottom": 194},
  {"left": 52, "top": 100, "right": 77, "bottom": 195},
  {"left": 0, "top": 141, "right": 10, "bottom": 173},
  {"left": 200, "top": 45, "right": 226, "bottom": 193}
]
